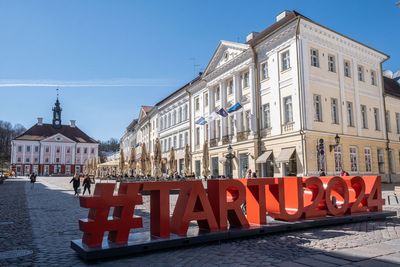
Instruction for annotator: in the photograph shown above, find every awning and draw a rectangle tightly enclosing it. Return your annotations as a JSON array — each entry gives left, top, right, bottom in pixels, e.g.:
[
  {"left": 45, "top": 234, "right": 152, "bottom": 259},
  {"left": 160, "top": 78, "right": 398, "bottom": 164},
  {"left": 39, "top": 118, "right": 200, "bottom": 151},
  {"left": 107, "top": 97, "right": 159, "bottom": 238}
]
[
  {"left": 256, "top": 151, "right": 273, "bottom": 163},
  {"left": 276, "top": 148, "right": 296, "bottom": 162}
]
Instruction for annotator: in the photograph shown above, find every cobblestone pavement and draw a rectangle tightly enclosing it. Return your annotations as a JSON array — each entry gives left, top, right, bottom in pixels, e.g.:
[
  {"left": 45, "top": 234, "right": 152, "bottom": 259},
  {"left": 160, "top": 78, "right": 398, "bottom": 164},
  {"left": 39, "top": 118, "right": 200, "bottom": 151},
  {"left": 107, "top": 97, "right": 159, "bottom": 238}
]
[{"left": 1, "top": 177, "right": 400, "bottom": 266}]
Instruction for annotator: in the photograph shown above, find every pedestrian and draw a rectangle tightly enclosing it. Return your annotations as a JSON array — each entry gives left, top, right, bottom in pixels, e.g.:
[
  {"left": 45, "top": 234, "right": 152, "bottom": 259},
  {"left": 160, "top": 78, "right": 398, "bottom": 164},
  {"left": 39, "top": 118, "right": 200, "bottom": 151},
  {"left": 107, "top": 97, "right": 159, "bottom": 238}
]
[
  {"left": 340, "top": 169, "right": 349, "bottom": 176},
  {"left": 70, "top": 174, "right": 81, "bottom": 196},
  {"left": 30, "top": 172, "right": 36, "bottom": 189},
  {"left": 252, "top": 170, "right": 258, "bottom": 178},
  {"left": 82, "top": 175, "right": 91, "bottom": 195},
  {"left": 246, "top": 169, "right": 252, "bottom": 178},
  {"left": 319, "top": 169, "right": 326, "bottom": 176}
]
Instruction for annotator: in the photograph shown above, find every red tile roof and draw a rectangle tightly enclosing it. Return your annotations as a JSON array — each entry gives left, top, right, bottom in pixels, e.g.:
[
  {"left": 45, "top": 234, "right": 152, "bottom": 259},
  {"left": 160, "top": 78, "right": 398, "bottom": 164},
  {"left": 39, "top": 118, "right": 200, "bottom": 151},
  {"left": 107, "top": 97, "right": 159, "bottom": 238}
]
[{"left": 15, "top": 123, "right": 98, "bottom": 143}]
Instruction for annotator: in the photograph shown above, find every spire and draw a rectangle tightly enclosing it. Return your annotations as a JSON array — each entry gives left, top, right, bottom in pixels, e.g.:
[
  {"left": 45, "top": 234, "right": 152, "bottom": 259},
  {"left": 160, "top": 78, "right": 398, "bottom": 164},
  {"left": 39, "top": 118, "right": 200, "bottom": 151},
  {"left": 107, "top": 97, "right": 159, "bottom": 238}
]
[{"left": 52, "top": 88, "right": 62, "bottom": 128}]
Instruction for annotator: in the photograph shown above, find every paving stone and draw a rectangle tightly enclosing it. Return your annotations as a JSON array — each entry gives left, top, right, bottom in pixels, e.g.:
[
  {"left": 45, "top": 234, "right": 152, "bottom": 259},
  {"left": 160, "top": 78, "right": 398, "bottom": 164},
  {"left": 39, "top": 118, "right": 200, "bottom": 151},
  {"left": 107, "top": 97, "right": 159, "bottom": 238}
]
[
  {"left": 354, "top": 259, "right": 400, "bottom": 267},
  {"left": 274, "top": 261, "right": 309, "bottom": 267},
  {"left": 294, "top": 257, "right": 337, "bottom": 267},
  {"left": 310, "top": 254, "right": 351, "bottom": 265},
  {"left": 375, "top": 252, "right": 400, "bottom": 265}
]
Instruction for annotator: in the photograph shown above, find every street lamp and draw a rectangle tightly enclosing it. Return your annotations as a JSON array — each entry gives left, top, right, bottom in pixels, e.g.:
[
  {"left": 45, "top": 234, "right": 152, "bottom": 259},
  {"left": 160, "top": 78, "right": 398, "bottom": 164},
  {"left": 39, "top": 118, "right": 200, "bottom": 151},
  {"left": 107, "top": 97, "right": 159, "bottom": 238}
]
[
  {"left": 225, "top": 144, "right": 234, "bottom": 179},
  {"left": 329, "top": 134, "right": 341, "bottom": 152}
]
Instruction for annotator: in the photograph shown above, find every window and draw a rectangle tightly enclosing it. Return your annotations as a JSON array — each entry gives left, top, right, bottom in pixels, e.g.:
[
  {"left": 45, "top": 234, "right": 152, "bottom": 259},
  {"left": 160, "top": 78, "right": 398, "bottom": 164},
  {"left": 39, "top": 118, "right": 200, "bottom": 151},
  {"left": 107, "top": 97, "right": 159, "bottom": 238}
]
[
  {"left": 45, "top": 158, "right": 49, "bottom": 163},
  {"left": 347, "top": 101, "right": 354, "bottom": 127},
  {"left": 396, "top": 113, "right": 400, "bottom": 134},
  {"left": 66, "top": 148, "right": 70, "bottom": 154},
  {"left": 173, "top": 136, "right": 177, "bottom": 148},
  {"left": 84, "top": 148, "right": 87, "bottom": 154},
  {"left": 262, "top": 103, "right": 271, "bottom": 129},
  {"left": 26, "top": 146, "right": 31, "bottom": 152},
  {"left": 168, "top": 113, "right": 171, "bottom": 127},
  {"left": 77, "top": 148, "right": 80, "bottom": 154},
  {"left": 241, "top": 72, "right": 249, "bottom": 88},
  {"left": 34, "top": 146, "right": 39, "bottom": 153},
  {"left": 184, "top": 132, "right": 189, "bottom": 146},
  {"left": 215, "top": 86, "right": 220, "bottom": 101},
  {"left": 361, "top": 105, "right": 368, "bottom": 129},
  {"left": 172, "top": 110, "right": 176, "bottom": 125},
  {"left": 374, "top": 108, "right": 380, "bottom": 131},
  {"left": 358, "top": 65, "right": 364, "bottom": 81},
  {"left": 168, "top": 138, "right": 171, "bottom": 150},
  {"left": 350, "top": 147, "right": 358, "bottom": 172},
  {"left": 365, "top": 148, "right": 372, "bottom": 172},
  {"left": 386, "top": 111, "right": 391, "bottom": 132},
  {"left": 18, "top": 146, "right": 22, "bottom": 152},
  {"left": 331, "top": 98, "right": 339, "bottom": 124},
  {"left": 56, "top": 158, "right": 60, "bottom": 163},
  {"left": 34, "top": 157, "right": 38, "bottom": 163},
  {"left": 371, "top": 70, "right": 376, "bottom": 86},
  {"left": 160, "top": 117, "right": 164, "bottom": 130},
  {"left": 56, "top": 147, "right": 60, "bottom": 153},
  {"left": 91, "top": 148, "right": 95, "bottom": 154},
  {"left": 261, "top": 61, "right": 269, "bottom": 79},
  {"left": 310, "top": 48, "right": 319, "bottom": 67},
  {"left": 179, "top": 134, "right": 183, "bottom": 148},
  {"left": 344, "top": 60, "right": 351, "bottom": 77},
  {"left": 196, "top": 127, "right": 200, "bottom": 146},
  {"left": 229, "top": 116, "right": 235, "bottom": 135},
  {"left": 183, "top": 104, "right": 188, "bottom": 120},
  {"left": 17, "top": 157, "right": 21, "bottom": 163},
  {"left": 334, "top": 145, "right": 342, "bottom": 172},
  {"left": 378, "top": 149, "right": 385, "bottom": 174},
  {"left": 216, "top": 120, "right": 221, "bottom": 139},
  {"left": 25, "top": 158, "right": 30, "bottom": 163},
  {"left": 178, "top": 107, "right": 182, "bottom": 123},
  {"left": 281, "top": 50, "right": 290, "bottom": 71},
  {"left": 284, "top": 96, "right": 293, "bottom": 123},
  {"left": 195, "top": 97, "right": 200, "bottom": 111},
  {"left": 389, "top": 150, "right": 395, "bottom": 174},
  {"left": 228, "top": 80, "right": 233, "bottom": 95},
  {"left": 45, "top": 146, "right": 49, "bottom": 153},
  {"left": 204, "top": 93, "right": 209, "bottom": 107},
  {"left": 328, "top": 54, "right": 336, "bottom": 72},
  {"left": 313, "top": 94, "right": 322, "bottom": 122}
]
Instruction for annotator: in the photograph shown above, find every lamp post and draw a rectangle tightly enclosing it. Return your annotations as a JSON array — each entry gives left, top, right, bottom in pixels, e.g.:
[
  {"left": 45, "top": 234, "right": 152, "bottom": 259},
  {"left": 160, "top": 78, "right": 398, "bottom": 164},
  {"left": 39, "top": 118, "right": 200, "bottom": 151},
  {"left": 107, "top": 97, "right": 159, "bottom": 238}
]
[
  {"left": 225, "top": 144, "right": 234, "bottom": 179},
  {"left": 329, "top": 134, "right": 341, "bottom": 152}
]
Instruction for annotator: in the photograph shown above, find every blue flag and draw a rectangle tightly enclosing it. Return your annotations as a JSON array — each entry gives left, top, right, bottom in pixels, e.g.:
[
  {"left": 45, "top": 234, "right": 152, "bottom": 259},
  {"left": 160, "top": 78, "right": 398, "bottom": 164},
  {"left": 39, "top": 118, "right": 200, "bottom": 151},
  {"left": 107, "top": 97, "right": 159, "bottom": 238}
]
[
  {"left": 227, "top": 102, "right": 242, "bottom": 113},
  {"left": 195, "top": 117, "right": 207, "bottom": 125},
  {"left": 216, "top": 108, "right": 228, "bottom": 117}
]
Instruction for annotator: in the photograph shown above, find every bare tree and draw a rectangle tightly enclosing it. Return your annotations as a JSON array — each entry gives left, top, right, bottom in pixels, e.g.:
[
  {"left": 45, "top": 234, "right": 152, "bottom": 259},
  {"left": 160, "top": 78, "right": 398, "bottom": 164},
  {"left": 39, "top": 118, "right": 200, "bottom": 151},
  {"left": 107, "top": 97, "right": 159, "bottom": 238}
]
[{"left": 0, "top": 120, "right": 26, "bottom": 170}]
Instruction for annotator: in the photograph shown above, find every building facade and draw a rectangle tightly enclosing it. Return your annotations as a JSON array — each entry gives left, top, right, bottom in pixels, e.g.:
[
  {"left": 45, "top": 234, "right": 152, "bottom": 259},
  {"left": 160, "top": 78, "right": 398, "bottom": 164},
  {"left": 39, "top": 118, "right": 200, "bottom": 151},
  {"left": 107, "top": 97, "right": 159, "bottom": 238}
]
[
  {"left": 11, "top": 98, "right": 99, "bottom": 176},
  {"left": 119, "top": 10, "right": 400, "bottom": 182}
]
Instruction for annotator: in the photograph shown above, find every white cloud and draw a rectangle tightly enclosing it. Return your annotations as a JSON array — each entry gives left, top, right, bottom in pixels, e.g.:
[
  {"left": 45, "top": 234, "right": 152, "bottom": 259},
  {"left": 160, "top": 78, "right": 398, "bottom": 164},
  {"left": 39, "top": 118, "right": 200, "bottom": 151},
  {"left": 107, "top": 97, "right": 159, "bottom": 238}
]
[{"left": 0, "top": 78, "right": 177, "bottom": 87}]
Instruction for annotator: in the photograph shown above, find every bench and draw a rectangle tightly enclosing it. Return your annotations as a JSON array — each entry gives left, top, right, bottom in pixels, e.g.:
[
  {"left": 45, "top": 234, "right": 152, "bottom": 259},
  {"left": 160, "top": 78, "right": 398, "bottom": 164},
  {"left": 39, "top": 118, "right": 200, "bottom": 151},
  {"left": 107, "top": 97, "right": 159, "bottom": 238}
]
[{"left": 387, "top": 186, "right": 400, "bottom": 205}]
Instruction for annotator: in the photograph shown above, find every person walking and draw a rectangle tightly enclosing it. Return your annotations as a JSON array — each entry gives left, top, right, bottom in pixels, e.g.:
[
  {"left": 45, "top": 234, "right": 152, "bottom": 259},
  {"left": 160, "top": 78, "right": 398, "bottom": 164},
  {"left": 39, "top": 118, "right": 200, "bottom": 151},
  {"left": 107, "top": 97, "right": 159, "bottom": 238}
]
[
  {"left": 30, "top": 172, "right": 36, "bottom": 189},
  {"left": 246, "top": 169, "right": 252, "bottom": 178},
  {"left": 82, "top": 175, "right": 91, "bottom": 196},
  {"left": 70, "top": 174, "right": 80, "bottom": 196},
  {"left": 252, "top": 170, "right": 258, "bottom": 178}
]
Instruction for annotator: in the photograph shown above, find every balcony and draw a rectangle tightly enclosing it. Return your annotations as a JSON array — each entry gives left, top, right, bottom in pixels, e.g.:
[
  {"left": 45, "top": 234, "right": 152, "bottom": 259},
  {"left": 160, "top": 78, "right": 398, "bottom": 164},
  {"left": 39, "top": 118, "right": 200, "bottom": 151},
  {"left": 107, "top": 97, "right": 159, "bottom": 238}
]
[
  {"left": 282, "top": 122, "right": 295, "bottom": 133},
  {"left": 237, "top": 131, "right": 250, "bottom": 142},
  {"left": 209, "top": 138, "right": 219, "bottom": 148},
  {"left": 260, "top": 128, "right": 272, "bottom": 138},
  {"left": 222, "top": 135, "right": 233, "bottom": 145}
]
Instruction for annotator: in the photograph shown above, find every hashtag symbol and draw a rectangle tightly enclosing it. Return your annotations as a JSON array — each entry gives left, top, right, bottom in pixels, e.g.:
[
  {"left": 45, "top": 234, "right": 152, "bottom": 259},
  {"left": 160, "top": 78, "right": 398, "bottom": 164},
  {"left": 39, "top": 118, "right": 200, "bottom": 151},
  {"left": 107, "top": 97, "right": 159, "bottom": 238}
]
[{"left": 79, "top": 183, "right": 143, "bottom": 247}]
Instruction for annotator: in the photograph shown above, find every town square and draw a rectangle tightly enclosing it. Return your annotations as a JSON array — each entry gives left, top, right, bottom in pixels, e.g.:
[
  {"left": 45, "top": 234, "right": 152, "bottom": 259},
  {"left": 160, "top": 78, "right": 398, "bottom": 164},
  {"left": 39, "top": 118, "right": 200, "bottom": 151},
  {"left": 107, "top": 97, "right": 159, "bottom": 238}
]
[{"left": 1, "top": 1, "right": 400, "bottom": 266}]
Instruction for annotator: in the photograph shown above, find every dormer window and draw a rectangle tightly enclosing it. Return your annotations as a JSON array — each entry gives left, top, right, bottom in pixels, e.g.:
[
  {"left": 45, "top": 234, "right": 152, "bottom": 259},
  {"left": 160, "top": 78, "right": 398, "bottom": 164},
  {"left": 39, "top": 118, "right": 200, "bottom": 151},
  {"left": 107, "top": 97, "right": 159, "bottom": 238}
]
[{"left": 224, "top": 51, "right": 229, "bottom": 60}]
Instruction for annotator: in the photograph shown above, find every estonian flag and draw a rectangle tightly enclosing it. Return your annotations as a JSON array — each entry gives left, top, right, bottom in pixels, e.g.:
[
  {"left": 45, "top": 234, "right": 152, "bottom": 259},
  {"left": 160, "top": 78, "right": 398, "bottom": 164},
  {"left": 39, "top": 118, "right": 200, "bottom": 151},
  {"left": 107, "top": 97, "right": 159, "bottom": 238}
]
[
  {"left": 227, "top": 102, "right": 242, "bottom": 113},
  {"left": 216, "top": 108, "right": 228, "bottom": 117},
  {"left": 195, "top": 117, "right": 207, "bottom": 125}
]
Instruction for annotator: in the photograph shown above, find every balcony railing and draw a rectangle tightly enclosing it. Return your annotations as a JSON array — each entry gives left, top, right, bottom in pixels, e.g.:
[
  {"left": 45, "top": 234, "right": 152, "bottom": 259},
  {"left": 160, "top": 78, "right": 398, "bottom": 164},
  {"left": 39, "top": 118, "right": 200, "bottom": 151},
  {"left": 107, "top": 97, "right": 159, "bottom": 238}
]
[
  {"left": 237, "top": 131, "right": 250, "bottom": 142},
  {"left": 222, "top": 135, "right": 233, "bottom": 145},
  {"left": 209, "top": 138, "right": 219, "bottom": 148},
  {"left": 282, "top": 122, "right": 294, "bottom": 133},
  {"left": 260, "top": 128, "right": 272, "bottom": 138}
]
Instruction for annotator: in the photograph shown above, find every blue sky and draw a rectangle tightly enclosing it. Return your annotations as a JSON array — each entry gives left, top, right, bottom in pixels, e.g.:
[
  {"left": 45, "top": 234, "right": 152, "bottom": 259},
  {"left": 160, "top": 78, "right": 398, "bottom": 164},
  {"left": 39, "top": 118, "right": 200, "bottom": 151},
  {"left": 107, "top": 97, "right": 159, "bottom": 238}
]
[{"left": 0, "top": 0, "right": 399, "bottom": 141}]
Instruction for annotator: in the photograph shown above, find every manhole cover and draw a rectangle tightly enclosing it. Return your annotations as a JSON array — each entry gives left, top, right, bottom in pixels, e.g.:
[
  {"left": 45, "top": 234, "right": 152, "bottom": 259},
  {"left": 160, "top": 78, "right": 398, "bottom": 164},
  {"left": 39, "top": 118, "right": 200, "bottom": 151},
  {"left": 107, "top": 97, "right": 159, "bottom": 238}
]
[
  {"left": 0, "top": 250, "right": 33, "bottom": 260},
  {"left": 0, "top": 222, "right": 13, "bottom": 226}
]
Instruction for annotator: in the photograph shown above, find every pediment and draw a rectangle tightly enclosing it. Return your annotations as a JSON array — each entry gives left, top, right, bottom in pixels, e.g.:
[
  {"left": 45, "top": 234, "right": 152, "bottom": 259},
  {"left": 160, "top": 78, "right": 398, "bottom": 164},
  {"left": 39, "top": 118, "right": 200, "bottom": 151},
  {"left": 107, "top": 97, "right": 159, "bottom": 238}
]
[
  {"left": 203, "top": 40, "right": 249, "bottom": 76},
  {"left": 41, "top": 133, "right": 75, "bottom": 143}
]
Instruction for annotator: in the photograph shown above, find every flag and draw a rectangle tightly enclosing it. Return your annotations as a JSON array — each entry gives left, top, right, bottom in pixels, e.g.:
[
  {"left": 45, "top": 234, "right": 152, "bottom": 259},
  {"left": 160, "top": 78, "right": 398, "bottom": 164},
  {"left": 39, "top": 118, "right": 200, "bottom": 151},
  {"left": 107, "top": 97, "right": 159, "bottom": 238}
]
[
  {"left": 207, "top": 111, "right": 219, "bottom": 121},
  {"left": 135, "top": 143, "right": 141, "bottom": 147},
  {"left": 195, "top": 117, "right": 207, "bottom": 125},
  {"left": 216, "top": 108, "right": 228, "bottom": 117},
  {"left": 227, "top": 102, "right": 242, "bottom": 113}
]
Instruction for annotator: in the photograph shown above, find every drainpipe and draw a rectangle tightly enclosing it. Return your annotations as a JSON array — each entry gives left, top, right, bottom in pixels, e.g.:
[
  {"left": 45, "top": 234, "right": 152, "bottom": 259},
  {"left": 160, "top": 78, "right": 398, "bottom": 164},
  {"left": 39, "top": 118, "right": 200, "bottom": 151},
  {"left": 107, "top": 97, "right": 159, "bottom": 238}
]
[
  {"left": 249, "top": 46, "right": 262, "bottom": 173},
  {"left": 295, "top": 17, "right": 307, "bottom": 176},
  {"left": 380, "top": 62, "right": 392, "bottom": 183}
]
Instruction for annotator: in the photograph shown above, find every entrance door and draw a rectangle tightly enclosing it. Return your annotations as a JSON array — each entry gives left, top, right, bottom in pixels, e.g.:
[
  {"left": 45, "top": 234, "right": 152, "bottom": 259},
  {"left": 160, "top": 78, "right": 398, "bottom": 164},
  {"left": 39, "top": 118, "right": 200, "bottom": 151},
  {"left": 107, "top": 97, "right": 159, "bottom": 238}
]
[
  {"left": 75, "top": 165, "right": 81, "bottom": 175},
  {"left": 33, "top": 165, "right": 38, "bottom": 175},
  {"left": 44, "top": 165, "right": 49, "bottom": 176},
  {"left": 24, "top": 165, "right": 31, "bottom": 175}
]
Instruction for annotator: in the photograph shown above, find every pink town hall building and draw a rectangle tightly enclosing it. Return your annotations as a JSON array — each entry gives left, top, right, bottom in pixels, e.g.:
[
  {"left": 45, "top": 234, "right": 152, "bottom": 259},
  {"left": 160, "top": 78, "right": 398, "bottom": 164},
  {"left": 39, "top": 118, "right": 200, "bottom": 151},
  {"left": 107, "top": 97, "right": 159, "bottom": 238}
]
[{"left": 10, "top": 97, "right": 99, "bottom": 176}]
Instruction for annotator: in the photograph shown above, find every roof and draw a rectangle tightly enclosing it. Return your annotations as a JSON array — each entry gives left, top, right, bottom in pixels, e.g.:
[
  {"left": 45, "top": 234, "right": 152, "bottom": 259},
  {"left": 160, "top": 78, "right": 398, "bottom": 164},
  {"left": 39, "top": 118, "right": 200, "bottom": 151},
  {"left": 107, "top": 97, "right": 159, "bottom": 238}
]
[
  {"left": 155, "top": 76, "right": 201, "bottom": 106},
  {"left": 384, "top": 76, "right": 400, "bottom": 98},
  {"left": 247, "top": 11, "right": 301, "bottom": 46},
  {"left": 14, "top": 123, "right": 98, "bottom": 143},
  {"left": 142, "top": 106, "right": 153, "bottom": 113}
]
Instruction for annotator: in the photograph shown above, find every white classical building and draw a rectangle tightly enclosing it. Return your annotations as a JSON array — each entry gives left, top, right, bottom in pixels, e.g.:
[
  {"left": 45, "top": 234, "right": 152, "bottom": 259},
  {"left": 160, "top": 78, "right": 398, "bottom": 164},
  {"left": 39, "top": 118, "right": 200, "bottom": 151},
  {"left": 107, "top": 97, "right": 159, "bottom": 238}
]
[{"left": 11, "top": 98, "right": 99, "bottom": 176}]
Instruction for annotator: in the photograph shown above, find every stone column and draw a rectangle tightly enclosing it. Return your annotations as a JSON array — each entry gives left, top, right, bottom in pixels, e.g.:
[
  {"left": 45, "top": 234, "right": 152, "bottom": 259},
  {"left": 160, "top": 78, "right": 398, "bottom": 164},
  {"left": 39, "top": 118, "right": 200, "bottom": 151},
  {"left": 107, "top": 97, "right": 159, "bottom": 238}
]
[{"left": 233, "top": 72, "right": 242, "bottom": 138}]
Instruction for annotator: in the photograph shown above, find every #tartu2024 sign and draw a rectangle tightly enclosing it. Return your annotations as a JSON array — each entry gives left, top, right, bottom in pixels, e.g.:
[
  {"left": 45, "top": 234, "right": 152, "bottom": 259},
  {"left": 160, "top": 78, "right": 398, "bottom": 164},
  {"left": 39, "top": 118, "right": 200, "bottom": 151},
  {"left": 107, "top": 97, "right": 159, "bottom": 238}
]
[{"left": 77, "top": 176, "right": 383, "bottom": 247}]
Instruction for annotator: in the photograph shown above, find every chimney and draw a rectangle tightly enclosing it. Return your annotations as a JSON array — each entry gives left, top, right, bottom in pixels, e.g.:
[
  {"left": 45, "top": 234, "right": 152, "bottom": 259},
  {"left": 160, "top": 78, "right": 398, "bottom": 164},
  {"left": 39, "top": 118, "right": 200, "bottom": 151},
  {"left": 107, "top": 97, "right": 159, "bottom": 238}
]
[
  {"left": 37, "top": 117, "right": 43, "bottom": 125},
  {"left": 70, "top": 120, "right": 76, "bottom": 127},
  {"left": 276, "top": 10, "right": 289, "bottom": 22},
  {"left": 246, "top": 32, "right": 259, "bottom": 42}
]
